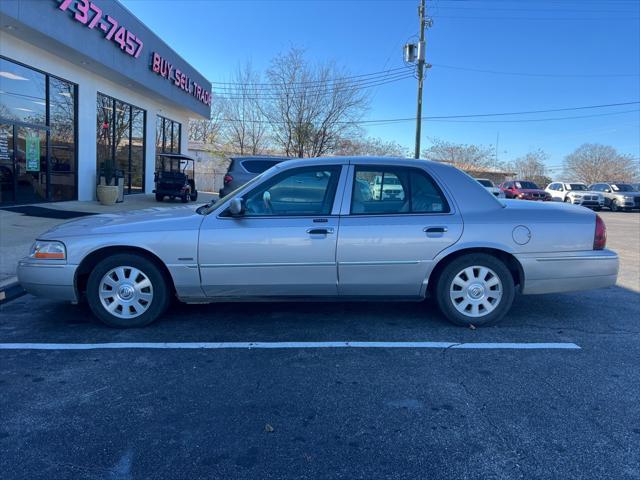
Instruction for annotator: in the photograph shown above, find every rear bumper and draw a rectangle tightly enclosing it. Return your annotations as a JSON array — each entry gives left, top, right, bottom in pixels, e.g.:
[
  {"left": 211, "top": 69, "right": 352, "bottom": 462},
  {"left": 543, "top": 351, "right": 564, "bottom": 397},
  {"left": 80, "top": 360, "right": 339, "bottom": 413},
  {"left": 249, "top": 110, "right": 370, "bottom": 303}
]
[
  {"left": 516, "top": 249, "right": 619, "bottom": 295},
  {"left": 17, "top": 260, "right": 78, "bottom": 302}
]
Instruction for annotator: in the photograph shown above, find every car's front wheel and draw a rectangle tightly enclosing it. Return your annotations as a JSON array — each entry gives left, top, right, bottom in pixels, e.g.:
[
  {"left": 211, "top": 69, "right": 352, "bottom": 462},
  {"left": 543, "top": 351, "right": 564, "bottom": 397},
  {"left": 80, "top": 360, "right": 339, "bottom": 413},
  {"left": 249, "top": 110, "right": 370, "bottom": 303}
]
[
  {"left": 435, "top": 254, "right": 515, "bottom": 327},
  {"left": 611, "top": 199, "right": 620, "bottom": 212},
  {"left": 86, "top": 254, "right": 170, "bottom": 328}
]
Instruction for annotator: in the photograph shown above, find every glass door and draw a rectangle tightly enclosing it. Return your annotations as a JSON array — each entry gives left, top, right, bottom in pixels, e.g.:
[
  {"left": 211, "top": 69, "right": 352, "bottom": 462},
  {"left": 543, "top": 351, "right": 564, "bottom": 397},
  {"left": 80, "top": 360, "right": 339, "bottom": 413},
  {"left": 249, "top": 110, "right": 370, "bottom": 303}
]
[
  {"left": 0, "top": 123, "right": 14, "bottom": 204},
  {"left": 14, "top": 126, "right": 48, "bottom": 204}
]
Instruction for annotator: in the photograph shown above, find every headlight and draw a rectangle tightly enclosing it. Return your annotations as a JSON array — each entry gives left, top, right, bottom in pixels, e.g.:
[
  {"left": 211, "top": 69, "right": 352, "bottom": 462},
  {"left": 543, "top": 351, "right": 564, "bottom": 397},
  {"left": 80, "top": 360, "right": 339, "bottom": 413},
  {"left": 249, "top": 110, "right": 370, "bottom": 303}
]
[
  {"left": 29, "top": 240, "right": 66, "bottom": 260},
  {"left": 624, "top": 196, "right": 634, "bottom": 201},
  {"left": 574, "top": 194, "right": 582, "bottom": 198}
]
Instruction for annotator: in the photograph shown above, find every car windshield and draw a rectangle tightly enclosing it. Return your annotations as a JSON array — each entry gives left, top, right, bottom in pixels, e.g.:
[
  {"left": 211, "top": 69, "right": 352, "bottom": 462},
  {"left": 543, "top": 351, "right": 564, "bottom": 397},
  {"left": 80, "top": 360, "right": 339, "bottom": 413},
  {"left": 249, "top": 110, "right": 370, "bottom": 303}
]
[
  {"left": 515, "top": 181, "right": 539, "bottom": 189},
  {"left": 611, "top": 184, "right": 634, "bottom": 192},
  {"left": 477, "top": 179, "right": 493, "bottom": 187},
  {"left": 568, "top": 184, "right": 587, "bottom": 191}
]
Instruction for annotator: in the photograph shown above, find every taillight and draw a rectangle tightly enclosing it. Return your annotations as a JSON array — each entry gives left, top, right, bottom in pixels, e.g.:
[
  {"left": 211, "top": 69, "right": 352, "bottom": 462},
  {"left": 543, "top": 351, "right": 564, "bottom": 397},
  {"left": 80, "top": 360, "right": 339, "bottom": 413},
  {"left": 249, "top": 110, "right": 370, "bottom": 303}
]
[
  {"left": 594, "top": 214, "right": 607, "bottom": 250},
  {"left": 223, "top": 174, "right": 233, "bottom": 185}
]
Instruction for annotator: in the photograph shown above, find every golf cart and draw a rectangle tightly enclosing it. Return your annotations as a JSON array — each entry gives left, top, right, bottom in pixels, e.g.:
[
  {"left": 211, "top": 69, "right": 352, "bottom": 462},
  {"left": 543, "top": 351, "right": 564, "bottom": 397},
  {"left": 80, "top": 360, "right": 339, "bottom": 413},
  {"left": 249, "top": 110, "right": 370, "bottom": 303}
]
[{"left": 154, "top": 153, "right": 198, "bottom": 203}]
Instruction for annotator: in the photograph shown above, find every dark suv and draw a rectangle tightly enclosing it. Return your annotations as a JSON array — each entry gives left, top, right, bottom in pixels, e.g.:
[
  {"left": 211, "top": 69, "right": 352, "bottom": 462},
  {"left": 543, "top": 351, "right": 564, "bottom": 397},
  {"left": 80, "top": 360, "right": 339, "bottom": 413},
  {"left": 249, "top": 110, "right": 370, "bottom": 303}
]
[{"left": 219, "top": 156, "right": 290, "bottom": 197}]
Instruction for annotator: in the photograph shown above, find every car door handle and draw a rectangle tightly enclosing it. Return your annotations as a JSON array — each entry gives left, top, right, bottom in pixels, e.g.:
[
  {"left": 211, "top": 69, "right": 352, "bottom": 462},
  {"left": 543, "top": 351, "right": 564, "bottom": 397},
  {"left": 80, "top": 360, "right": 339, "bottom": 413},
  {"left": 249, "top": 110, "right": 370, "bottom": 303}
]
[
  {"left": 307, "top": 228, "right": 334, "bottom": 235},
  {"left": 424, "top": 227, "right": 447, "bottom": 234}
]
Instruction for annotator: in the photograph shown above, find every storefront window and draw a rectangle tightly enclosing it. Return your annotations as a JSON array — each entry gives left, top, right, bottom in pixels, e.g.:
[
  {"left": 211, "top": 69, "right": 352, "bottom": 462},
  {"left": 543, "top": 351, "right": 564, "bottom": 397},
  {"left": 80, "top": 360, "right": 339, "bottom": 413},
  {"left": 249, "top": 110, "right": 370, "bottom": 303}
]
[
  {"left": 0, "top": 58, "right": 46, "bottom": 126},
  {"left": 0, "top": 57, "right": 77, "bottom": 204},
  {"left": 49, "top": 77, "right": 76, "bottom": 201},
  {"left": 155, "top": 115, "right": 181, "bottom": 168},
  {"left": 96, "top": 93, "right": 145, "bottom": 195}
]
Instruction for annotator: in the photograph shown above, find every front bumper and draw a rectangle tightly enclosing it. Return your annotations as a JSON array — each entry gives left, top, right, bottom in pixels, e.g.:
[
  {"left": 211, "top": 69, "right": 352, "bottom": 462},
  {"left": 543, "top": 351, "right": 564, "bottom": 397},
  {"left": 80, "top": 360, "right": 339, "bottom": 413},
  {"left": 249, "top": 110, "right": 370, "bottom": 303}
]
[
  {"left": 570, "top": 198, "right": 604, "bottom": 208},
  {"left": 516, "top": 249, "right": 618, "bottom": 295},
  {"left": 17, "top": 259, "right": 79, "bottom": 302}
]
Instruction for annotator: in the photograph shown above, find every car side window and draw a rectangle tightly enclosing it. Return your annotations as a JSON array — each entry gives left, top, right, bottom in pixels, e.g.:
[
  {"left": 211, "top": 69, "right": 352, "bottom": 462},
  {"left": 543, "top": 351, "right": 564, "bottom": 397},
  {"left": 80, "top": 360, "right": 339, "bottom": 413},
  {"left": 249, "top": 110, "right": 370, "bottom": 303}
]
[
  {"left": 351, "top": 166, "right": 449, "bottom": 215},
  {"left": 243, "top": 166, "right": 341, "bottom": 216}
]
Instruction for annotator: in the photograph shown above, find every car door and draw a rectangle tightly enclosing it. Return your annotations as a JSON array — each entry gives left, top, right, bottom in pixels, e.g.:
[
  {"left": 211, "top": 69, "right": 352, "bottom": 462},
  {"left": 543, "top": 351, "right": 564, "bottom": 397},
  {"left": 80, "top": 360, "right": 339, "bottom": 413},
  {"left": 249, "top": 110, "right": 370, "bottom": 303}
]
[
  {"left": 198, "top": 163, "right": 347, "bottom": 297},
  {"left": 336, "top": 164, "right": 463, "bottom": 297}
]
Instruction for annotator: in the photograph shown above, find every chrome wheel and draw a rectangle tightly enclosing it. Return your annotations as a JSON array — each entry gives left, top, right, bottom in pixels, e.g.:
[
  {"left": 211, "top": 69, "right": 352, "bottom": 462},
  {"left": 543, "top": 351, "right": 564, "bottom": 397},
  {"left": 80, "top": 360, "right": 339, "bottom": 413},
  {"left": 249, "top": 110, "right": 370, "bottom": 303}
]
[
  {"left": 98, "top": 266, "right": 153, "bottom": 319},
  {"left": 449, "top": 266, "right": 503, "bottom": 318}
]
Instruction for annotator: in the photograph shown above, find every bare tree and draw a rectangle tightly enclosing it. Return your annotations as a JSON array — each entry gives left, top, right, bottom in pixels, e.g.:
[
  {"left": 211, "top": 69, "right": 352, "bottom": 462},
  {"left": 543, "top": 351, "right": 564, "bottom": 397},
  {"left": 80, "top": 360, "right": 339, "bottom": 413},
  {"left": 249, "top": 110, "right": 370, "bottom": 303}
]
[
  {"left": 511, "top": 149, "right": 550, "bottom": 185},
  {"left": 189, "top": 101, "right": 224, "bottom": 145},
  {"left": 264, "top": 48, "right": 369, "bottom": 158},
  {"left": 563, "top": 143, "right": 639, "bottom": 184},
  {"left": 219, "top": 62, "right": 269, "bottom": 155},
  {"left": 422, "top": 138, "right": 498, "bottom": 169},
  {"left": 335, "top": 134, "right": 408, "bottom": 157}
]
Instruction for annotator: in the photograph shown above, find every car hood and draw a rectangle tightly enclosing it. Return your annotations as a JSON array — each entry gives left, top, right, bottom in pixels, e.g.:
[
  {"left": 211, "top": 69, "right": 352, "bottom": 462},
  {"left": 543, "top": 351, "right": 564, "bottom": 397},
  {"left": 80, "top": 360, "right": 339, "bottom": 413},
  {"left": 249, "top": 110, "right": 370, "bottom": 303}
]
[
  {"left": 517, "top": 189, "right": 547, "bottom": 194},
  {"left": 611, "top": 191, "right": 640, "bottom": 197},
  {"left": 40, "top": 206, "right": 203, "bottom": 239},
  {"left": 568, "top": 190, "right": 601, "bottom": 195}
]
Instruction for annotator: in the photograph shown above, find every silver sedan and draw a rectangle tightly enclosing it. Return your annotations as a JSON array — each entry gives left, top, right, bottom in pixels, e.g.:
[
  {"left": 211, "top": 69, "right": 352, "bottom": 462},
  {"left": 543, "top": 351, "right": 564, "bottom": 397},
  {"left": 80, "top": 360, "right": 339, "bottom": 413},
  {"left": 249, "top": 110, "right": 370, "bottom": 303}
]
[{"left": 18, "top": 157, "right": 619, "bottom": 328}]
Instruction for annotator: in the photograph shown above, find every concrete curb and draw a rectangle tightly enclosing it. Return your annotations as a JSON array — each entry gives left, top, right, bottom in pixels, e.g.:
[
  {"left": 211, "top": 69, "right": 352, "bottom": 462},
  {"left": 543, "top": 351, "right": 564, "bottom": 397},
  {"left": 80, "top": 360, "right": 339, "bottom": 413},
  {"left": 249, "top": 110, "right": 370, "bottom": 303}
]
[{"left": 0, "top": 277, "right": 25, "bottom": 305}]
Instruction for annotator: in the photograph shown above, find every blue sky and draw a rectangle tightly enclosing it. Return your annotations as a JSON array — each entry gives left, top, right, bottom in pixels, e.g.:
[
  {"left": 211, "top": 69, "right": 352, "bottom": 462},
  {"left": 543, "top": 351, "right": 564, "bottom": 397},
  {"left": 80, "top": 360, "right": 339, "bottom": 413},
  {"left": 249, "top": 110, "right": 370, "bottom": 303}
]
[{"left": 121, "top": 0, "right": 640, "bottom": 171}]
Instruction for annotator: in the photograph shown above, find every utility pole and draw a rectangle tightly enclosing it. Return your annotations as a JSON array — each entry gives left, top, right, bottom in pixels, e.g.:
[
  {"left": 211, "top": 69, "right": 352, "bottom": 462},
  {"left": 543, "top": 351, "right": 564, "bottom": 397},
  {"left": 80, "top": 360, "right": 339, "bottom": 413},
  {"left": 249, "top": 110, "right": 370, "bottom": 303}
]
[{"left": 413, "top": 0, "right": 430, "bottom": 159}]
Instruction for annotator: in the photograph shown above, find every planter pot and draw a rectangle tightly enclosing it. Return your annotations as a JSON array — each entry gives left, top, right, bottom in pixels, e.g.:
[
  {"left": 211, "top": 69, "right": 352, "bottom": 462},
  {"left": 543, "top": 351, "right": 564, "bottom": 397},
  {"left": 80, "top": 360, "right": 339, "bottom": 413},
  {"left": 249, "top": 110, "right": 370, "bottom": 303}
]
[{"left": 97, "top": 185, "right": 119, "bottom": 205}]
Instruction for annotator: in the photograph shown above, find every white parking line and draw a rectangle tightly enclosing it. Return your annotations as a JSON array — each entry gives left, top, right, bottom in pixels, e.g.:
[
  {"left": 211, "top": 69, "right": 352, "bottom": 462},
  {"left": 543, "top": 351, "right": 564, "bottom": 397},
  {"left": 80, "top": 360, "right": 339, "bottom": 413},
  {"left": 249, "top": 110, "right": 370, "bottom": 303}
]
[{"left": 0, "top": 341, "right": 581, "bottom": 350}]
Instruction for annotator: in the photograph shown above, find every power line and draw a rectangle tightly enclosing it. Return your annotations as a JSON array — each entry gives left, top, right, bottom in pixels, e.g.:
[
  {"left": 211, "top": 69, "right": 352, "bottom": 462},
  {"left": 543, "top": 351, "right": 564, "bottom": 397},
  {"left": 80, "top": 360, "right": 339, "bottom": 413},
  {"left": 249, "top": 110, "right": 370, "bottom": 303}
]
[
  {"left": 430, "top": 63, "right": 640, "bottom": 78},
  {"left": 212, "top": 73, "right": 415, "bottom": 100},
  {"left": 218, "top": 101, "right": 640, "bottom": 125},
  {"left": 355, "top": 101, "right": 640, "bottom": 124},
  {"left": 209, "top": 66, "right": 412, "bottom": 87}
]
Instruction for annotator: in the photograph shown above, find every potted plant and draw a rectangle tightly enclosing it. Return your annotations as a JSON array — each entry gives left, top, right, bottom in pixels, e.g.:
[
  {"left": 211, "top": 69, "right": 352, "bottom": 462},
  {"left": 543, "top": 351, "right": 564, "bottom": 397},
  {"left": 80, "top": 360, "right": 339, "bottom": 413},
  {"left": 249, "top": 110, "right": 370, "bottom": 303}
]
[{"left": 96, "top": 161, "right": 118, "bottom": 205}]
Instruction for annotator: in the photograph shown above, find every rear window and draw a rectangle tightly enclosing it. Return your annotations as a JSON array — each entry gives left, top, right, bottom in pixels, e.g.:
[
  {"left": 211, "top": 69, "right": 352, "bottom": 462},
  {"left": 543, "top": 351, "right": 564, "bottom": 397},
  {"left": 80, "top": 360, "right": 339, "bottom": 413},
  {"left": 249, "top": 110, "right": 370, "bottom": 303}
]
[
  {"left": 242, "top": 160, "right": 280, "bottom": 174},
  {"left": 515, "top": 181, "right": 539, "bottom": 189},
  {"left": 477, "top": 179, "right": 493, "bottom": 187}
]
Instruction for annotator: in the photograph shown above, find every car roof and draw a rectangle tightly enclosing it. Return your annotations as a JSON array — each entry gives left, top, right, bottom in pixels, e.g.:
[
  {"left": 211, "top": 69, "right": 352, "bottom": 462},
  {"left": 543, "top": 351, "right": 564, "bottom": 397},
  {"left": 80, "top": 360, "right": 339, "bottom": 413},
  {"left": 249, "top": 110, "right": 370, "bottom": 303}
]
[
  {"left": 272, "top": 156, "right": 445, "bottom": 169},
  {"left": 157, "top": 153, "right": 195, "bottom": 161}
]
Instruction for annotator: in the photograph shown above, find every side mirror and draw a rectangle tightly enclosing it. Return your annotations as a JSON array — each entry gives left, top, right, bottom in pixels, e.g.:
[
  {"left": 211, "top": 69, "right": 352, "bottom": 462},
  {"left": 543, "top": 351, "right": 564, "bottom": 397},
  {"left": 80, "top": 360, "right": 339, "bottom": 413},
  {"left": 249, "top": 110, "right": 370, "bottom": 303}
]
[
  {"left": 604, "top": 189, "right": 610, "bottom": 193},
  {"left": 228, "top": 197, "right": 244, "bottom": 216}
]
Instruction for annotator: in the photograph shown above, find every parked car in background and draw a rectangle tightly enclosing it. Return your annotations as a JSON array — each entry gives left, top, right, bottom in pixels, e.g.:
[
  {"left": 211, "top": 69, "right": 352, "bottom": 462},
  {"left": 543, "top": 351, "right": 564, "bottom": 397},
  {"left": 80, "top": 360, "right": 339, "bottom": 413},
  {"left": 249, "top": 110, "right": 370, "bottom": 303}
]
[
  {"left": 18, "top": 157, "right": 618, "bottom": 329},
  {"left": 499, "top": 180, "right": 551, "bottom": 201},
  {"left": 630, "top": 183, "right": 640, "bottom": 192},
  {"left": 219, "top": 156, "right": 290, "bottom": 197},
  {"left": 545, "top": 182, "right": 604, "bottom": 210},
  {"left": 476, "top": 178, "right": 505, "bottom": 198},
  {"left": 589, "top": 182, "right": 640, "bottom": 212},
  {"left": 371, "top": 173, "right": 405, "bottom": 200}
]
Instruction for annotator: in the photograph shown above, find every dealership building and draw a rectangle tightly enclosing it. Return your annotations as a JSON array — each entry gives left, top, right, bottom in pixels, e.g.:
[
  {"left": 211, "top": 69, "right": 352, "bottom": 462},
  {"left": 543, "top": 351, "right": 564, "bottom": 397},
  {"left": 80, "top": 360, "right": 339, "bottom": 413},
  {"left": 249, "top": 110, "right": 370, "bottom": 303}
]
[{"left": 0, "top": 0, "right": 211, "bottom": 205}]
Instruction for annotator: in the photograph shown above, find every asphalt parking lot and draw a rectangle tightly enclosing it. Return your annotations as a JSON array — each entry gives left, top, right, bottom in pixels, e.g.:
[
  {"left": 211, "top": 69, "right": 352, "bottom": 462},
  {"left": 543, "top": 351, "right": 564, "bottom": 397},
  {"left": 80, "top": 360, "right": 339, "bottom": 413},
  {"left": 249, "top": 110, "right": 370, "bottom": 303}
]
[{"left": 1, "top": 211, "right": 639, "bottom": 479}]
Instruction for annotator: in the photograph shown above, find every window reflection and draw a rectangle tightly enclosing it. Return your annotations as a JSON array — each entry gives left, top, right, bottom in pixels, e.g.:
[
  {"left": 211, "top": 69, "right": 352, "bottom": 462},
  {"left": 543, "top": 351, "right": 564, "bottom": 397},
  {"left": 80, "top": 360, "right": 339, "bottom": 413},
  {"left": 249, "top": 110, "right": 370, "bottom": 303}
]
[
  {"left": 49, "top": 77, "right": 76, "bottom": 201},
  {"left": 155, "top": 115, "right": 181, "bottom": 168},
  {"left": 0, "top": 58, "right": 46, "bottom": 125},
  {"left": 96, "top": 92, "right": 145, "bottom": 195}
]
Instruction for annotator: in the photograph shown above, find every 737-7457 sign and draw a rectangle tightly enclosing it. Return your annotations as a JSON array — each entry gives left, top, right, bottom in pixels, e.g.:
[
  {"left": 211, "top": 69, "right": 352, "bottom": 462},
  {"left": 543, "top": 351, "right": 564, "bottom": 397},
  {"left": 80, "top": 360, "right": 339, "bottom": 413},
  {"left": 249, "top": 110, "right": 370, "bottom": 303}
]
[{"left": 56, "top": 0, "right": 144, "bottom": 58}]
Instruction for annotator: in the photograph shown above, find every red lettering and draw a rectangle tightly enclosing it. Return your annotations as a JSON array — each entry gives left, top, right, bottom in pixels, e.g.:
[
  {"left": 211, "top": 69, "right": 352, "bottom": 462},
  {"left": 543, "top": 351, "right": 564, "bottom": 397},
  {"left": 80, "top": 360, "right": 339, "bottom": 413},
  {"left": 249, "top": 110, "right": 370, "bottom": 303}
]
[{"left": 152, "top": 52, "right": 161, "bottom": 74}]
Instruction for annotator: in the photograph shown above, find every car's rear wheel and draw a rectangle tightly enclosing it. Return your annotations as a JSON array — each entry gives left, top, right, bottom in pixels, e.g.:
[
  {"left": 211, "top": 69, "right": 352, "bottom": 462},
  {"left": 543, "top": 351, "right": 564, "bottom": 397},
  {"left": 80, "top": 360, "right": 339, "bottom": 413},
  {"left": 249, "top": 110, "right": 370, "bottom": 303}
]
[
  {"left": 190, "top": 190, "right": 198, "bottom": 201},
  {"left": 155, "top": 193, "right": 164, "bottom": 202},
  {"left": 435, "top": 254, "right": 515, "bottom": 327},
  {"left": 86, "top": 254, "right": 170, "bottom": 328}
]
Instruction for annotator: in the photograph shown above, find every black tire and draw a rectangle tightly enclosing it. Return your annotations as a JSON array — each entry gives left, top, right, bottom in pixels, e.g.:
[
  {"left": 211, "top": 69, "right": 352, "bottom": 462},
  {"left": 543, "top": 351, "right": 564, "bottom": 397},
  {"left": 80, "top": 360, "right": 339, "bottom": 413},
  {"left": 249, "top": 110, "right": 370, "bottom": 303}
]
[
  {"left": 594, "top": 207, "right": 601, "bottom": 211},
  {"left": 86, "top": 253, "right": 170, "bottom": 328},
  {"left": 181, "top": 192, "right": 189, "bottom": 203},
  {"left": 611, "top": 199, "right": 619, "bottom": 212},
  {"left": 434, "top": 253, "right": 515, "bottom": 327},
  {"left": 190, "top": 190, "right": 198, "bottom": 201},
  {"left": 155, "top": 193, "right": 164, "bottom": 202},
  {"left": 564, "top": 197, "right": 571, "bottom": 203}
]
